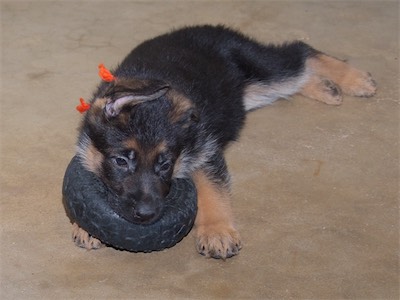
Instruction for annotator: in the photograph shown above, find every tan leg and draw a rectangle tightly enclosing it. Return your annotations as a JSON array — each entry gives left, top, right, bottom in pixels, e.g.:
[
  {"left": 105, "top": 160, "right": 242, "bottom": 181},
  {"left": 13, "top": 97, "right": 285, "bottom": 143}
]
[
  {"left": 300, "top": 53, "right": 377, "bottom": 104},
  {"left": 300, "top": 75, "right": 343, "bottom": 105},
  {"left": 192, "top": 170, "right": 241, "bottom": 259},
  {"left": 72, "top": 222, "right": 104, "bottom": 250}
]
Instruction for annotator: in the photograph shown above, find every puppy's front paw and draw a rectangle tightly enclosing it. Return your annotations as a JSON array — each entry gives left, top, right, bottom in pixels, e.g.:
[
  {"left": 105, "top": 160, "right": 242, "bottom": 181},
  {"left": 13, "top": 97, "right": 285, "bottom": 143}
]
[
  {"left": 72, "top": 223, "right": 104, "bottom": 250},
  {"left": 195, "top": 223, "right": 242, "bottom": 259}
]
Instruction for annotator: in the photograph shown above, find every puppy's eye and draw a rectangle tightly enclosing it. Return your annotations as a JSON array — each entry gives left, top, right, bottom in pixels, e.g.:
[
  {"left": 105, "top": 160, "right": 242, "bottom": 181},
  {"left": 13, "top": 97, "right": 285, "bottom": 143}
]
[
  {"left": 159, "top": 162, "right": 171, "bottom": 172},
  {"left": 113, "top": 157, "right": 128, "bottom": 167},
  {"left": 156, "top": 154, "right": 172, "bottom": 174}
]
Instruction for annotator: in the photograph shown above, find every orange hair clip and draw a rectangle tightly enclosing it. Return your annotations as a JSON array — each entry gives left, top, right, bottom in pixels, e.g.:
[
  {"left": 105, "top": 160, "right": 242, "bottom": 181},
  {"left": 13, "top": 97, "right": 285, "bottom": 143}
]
[
  {"left": 98, "top": 63, "right": 115, "bottom": 82},
  {"left": 76, "top": 63, "right": 114, "bottom": 113},
  {"left": 76, "top": 97, "right": 91, "bottom": 113}
]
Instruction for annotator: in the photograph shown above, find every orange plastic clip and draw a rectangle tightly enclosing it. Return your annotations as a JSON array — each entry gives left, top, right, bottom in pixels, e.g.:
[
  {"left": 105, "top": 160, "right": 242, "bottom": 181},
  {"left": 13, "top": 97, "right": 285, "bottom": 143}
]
[
  {"left": 76, "top": 98, "right": 91, "bottom": 113},
  {"left": 98, "top": 63, "right": 115, "bottom": 82}
]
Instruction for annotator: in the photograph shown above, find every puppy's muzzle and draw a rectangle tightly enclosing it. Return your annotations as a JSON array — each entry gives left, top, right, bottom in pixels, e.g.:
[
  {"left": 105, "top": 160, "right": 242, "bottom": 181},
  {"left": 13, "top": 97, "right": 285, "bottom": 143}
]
[{"left": 131, "top": 199, "right": 163, "bottom": 224}]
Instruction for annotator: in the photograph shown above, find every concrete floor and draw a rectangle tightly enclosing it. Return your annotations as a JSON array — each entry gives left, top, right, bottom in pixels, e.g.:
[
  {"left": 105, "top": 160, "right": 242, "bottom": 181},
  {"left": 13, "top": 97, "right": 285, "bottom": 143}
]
[{"left": 1, "top": 1, "right": 399, "bottom": 299}]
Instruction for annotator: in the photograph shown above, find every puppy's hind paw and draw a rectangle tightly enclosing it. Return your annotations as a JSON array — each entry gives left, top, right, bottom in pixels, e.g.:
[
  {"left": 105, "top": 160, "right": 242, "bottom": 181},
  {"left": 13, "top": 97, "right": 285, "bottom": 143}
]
[{"left": 345, "top": 71, "right": 377, "bottom": 97}]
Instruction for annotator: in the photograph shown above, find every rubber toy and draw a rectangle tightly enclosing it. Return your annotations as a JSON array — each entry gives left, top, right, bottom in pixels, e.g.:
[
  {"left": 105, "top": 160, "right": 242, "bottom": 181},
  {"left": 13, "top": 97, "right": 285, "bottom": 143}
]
[{"left": 62, "top": 156, "right": 198, "bottom": 252}]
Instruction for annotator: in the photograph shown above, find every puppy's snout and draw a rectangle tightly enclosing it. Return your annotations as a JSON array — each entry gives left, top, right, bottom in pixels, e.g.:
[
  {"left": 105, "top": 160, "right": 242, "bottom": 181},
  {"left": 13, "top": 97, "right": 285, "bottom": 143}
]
[
  {"left": 133, "top": 201, "right": 161, "bottom": 224},
  {"left": 111, "top": 175, "right": 170, "bottom": 224}
]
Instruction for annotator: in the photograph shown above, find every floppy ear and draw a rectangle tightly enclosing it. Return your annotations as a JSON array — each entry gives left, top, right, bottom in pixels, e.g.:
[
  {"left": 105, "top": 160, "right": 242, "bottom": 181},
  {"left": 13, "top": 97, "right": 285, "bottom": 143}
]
[
  {"left": 167, "top": 90, "right": 199, "bottom": 127},
  {"left": 104, "top": 79, "right": 169, "bottom": 117}
]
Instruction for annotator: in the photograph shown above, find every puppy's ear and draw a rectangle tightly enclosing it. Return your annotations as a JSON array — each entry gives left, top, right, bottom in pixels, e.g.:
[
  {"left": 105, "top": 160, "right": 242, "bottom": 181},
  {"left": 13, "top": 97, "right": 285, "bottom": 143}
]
[
  {"left": 104, "top": 79, "right": 169, "bottom": 117},
  {"left": 167, "top": 90, "right": 199, "bottom": 127}
]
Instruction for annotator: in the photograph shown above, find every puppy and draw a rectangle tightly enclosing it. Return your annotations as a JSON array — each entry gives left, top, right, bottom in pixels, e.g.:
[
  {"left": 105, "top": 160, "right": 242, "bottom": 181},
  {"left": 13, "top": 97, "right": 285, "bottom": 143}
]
[{"left": 72, "top": 25, "right": 376, "bottom": 259}]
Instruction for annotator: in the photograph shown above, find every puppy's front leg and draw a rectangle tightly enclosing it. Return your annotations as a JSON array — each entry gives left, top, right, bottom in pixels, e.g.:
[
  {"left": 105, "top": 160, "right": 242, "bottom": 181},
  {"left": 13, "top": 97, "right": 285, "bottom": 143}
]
[
  {"left": 72, "top": 223, "right": 104, "bottom": 250},
  {"left": 192, "top": 170, "right": 241, "bottom": 259}
]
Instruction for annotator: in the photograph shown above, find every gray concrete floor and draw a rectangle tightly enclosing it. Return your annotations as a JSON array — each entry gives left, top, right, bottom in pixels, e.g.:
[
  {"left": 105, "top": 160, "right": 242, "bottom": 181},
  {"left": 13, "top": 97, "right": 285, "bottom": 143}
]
[{"left": 1, "top": 1, "right": 399, "bottom": 299}]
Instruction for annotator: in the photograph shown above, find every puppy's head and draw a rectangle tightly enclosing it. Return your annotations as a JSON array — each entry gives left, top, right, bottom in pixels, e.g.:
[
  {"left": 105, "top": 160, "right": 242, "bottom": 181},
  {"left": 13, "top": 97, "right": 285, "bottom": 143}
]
[{"left": 77, "top": 79, "right": 198, "bottom": 224}]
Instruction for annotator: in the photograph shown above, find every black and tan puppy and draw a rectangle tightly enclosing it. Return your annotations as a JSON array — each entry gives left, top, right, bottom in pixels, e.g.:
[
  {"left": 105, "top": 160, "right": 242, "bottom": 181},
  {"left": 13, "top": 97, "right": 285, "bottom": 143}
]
[{"left": 73, "top": 25, "right": 376, "bottom": 259}]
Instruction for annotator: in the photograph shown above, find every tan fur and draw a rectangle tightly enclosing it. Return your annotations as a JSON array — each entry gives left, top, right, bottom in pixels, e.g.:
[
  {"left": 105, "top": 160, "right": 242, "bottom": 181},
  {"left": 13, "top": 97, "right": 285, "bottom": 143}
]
[
  {"left": 301, "top": 54, "right": 377, "bottom": 103},
  {"left": 243, "top": 71, "right": 310, "bottom": 110},
  {"left": 123, "top": 137, "right": 140, "bottom": 152},
  {"left": 167, "top": 90, "right": 195, "bottom": 124},
  {"left": 116, "top": 109, "right": 131, "bottom": 126},
  {"left": 72, "top": 223, "right": 104, "bottom": 250},
  {"left": 300, "top": 74, "right": 343, "bottom": 105},
  {"left": 81, "top": 142, "right": 103, "bottom": 175},
  {"left": 192, "top": 170, "right": 241, "bottom": 259},
  {"left": 124, "top": 138, "right": 167, "bottom": 167},
  {"left": 89, "top": 97, "right": 107, "bottom": 122},
  {"left": 146, "top": 141, "right": 167, "bottom": 166}
]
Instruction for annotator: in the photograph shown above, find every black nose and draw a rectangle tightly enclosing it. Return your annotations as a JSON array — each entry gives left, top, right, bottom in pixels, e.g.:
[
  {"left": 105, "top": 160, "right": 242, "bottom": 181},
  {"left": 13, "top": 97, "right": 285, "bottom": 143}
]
[{"left": 133, "top": 203, "right": 159, "bottom": 224}]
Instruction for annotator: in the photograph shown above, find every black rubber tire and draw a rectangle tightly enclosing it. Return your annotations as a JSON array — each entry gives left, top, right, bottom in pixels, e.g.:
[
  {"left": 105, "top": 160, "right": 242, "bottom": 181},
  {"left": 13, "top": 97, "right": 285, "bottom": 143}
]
[{"left": 62, "top": 156, "right": 197, "bottom": 252}]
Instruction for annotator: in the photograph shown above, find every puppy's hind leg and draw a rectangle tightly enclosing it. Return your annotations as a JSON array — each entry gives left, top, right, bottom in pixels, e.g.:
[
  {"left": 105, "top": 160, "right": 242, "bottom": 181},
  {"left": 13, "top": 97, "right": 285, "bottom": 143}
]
[
  {"left": 300, "top": 53, "right": 377, "bottom": 104},
  {"left": 300, "top": 74, "right": 344, "bottom": 105},
  {"left": 239, "top": 41, "right": 318, "bottom": 111}
]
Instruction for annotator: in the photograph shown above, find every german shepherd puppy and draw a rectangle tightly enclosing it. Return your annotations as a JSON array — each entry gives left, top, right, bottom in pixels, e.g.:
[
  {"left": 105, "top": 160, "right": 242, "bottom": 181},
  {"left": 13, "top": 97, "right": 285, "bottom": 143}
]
[{"left": 73, "top": 25, "right": 376, "bottom": 259}]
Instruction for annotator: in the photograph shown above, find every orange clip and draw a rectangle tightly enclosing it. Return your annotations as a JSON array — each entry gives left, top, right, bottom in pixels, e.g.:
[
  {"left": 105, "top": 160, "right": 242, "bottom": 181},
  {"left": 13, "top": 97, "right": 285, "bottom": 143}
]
[
  {"left": 76, "top": 98, "right": 91, "bottom": 113},
  {"left": 98, "top": 63, "right": 115, "bottom": 82}
]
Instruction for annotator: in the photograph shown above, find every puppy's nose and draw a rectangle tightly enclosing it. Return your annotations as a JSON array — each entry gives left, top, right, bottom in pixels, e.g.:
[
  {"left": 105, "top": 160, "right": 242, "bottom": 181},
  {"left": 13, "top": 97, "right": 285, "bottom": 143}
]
[{"left": 133, "top": 203, "right": 158, "bottom": 224}]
